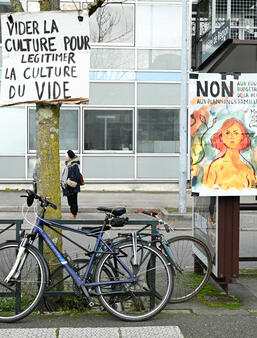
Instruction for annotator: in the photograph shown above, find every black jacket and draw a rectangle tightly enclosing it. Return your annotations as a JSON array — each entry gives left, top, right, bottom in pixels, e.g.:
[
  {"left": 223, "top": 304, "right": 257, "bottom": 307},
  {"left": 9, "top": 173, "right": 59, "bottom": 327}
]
[{"left": 62, "top": 158, "right": 81, "bottom": 197}]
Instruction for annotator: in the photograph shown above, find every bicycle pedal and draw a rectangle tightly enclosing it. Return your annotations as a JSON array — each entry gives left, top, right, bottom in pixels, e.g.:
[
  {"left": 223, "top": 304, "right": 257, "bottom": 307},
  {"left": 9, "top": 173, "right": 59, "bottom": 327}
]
[{"left": 80, "top": 284, "right": 95, "bottom": 306}]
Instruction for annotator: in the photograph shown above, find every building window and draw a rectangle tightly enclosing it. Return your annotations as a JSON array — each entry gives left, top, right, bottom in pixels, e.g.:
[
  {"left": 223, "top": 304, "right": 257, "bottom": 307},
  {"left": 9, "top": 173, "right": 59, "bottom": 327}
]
[
  {"left": 89, "top": 4, "right": 134, "bottom": 45},
  {"left": 137, "top": 49, "right": 181, "bottom": 70},
  {"left": 28, "top": 107, "right": 79, "bottom": 152},
  {"left": 137, "top": 109, "right": 179, "bottom": 153},
  {"left": 137, "top": 83, "right": 181, "bottom": 105},
  {"left": 89, "top": 83, "right": 135, "bottom": 105},
  {"left": 0, "top": 156, "right": 25, "bottom": 178},
  {"left": 28, "top": 156, "right": 66, "bottom": 179},
  {"left": 136, "top": 5, "right": 182, "bottom": 47},
  {"left": 0, "top": 105, "right": 26, "bottom": 154},
  {"left": 91, "top": 48, "right": 135, "bottom": 69},
  {"left": 84, "top": 109, "right": 133, "bottom": 151}
]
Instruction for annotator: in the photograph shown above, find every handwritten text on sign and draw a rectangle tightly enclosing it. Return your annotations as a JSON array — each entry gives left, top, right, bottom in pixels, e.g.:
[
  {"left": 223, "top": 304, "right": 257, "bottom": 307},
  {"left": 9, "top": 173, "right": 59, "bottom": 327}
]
[{"left": 0, "top": 10, "right": 90, "bottom": 106}]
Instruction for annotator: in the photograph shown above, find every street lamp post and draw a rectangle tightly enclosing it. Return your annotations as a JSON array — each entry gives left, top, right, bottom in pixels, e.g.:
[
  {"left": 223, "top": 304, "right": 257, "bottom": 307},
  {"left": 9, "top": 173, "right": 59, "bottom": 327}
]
[{"left": 179, "top": 0, "right": 188, "bottom": 213}]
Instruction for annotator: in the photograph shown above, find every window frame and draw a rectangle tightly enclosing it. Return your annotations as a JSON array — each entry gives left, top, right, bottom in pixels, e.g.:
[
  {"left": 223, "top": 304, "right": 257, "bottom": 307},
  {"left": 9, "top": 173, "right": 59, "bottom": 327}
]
[
  {"left": 87, "top": 2, "right": 135, "bottom": 47},
  {"left": 83, "top": 107, "right": 135, "bottom": 154},
  {"left": 136, "top": 3, "right": 183, "bottom": 48},
  {"left": 137, "top": 107, "right": 180, "bottom": 155},
  {"left": 27, "top": 105, "right": 80, "bottom": 154}
]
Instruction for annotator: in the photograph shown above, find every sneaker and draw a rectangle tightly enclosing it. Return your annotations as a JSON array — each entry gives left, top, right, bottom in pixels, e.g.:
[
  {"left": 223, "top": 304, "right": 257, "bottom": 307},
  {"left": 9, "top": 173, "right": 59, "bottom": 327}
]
[{"left": 69, "top": 213, "right": 77, "bottom": 219}]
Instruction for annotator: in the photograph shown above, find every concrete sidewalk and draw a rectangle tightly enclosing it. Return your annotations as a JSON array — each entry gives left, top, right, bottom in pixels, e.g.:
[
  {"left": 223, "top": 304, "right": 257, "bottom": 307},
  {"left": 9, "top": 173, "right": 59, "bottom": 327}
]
[
  {"left": 0, "top": 190, "right": 193, "bottom": 228},
  {"left": 0, "top": 190, "right": 193, "bottom": 212},
  {"left": 0, "top": 326, "right": 183, "bottom": 338}
]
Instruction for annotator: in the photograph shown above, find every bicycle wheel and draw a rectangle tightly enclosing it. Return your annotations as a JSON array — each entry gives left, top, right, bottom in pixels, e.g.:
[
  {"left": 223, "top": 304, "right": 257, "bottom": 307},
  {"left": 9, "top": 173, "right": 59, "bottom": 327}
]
[
  {"left": 165, "top": 235, "right": 212, "bottom": 303},
  {"left": 95, "top": 240, "right": 173, "bottom": 321},
  {"left": 0, "top": 241, "right": 47, "bottom": 322}
]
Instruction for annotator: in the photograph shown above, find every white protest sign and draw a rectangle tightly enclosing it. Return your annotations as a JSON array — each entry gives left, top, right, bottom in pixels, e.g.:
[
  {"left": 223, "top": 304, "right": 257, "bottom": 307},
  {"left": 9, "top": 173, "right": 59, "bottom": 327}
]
[{"left": 0, "top": 10, "right": 90, "bottom": 106}]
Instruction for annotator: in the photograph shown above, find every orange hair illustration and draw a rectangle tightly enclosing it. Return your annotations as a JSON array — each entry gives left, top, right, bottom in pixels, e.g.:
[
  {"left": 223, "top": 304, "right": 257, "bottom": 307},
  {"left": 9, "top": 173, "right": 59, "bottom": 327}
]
[
  {"left": 203, "top": 118, "right": 256, "bottom": 190},
  {"left": 211, "top": 118, "right": 250, "bottom": 153}
]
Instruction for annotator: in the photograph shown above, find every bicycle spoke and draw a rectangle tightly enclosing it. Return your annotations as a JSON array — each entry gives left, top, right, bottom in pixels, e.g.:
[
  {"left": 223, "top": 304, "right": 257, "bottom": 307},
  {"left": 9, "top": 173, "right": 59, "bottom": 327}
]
[
  {"left": 166, "top": 236, "right": 212, "bottom": 303},
  {"left": 95, "top": 241, "right": 173, "bottom": 321},
  {"left": 0, "top": 242, "right": 46, "bottom": 322}
]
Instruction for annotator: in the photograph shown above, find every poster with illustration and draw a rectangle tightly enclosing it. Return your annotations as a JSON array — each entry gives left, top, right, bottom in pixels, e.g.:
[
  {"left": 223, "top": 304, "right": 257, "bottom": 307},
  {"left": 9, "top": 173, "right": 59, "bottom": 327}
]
[{"left": 190, "top": 73, "right": 257, "bottom": 196}]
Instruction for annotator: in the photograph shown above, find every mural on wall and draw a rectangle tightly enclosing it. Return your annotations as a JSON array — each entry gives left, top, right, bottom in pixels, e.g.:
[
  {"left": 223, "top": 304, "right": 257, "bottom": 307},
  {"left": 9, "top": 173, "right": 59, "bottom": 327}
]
[{"left": 190, "top": 73, "right": 257, "bottom": 196}]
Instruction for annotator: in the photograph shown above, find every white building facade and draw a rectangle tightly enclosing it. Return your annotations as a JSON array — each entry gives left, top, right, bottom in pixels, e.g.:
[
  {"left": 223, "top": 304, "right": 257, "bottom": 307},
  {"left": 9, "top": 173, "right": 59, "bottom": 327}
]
[{"left": 0, "top": 0, "right": 189, "bottom": 190}]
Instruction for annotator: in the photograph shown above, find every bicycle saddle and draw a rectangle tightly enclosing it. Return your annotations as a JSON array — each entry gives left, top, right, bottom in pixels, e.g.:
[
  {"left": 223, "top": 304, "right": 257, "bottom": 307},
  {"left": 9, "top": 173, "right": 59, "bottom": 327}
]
[{"left": 97, "top": 206, "right": 126, "bottom": 216}]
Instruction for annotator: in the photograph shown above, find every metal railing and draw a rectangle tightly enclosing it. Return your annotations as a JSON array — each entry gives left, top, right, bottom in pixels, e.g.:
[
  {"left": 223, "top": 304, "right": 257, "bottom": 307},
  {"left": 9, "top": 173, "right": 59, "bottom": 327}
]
[
  {"left": 40, "top": 219, "right": 158, "bottom": 298},
  {"left": 0, "top": 219, "right": 23, "bottom": 241},
  {"left": 0, "top": 218, "right": 158, "bottom": 310}
]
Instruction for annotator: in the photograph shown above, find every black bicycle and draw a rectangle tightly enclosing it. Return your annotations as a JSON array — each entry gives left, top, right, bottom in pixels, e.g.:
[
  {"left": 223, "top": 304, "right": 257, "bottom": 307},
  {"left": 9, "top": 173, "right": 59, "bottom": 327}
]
[
  {"left": 110, "top": 209, "right": 213, "bottom": 303},
  {"left": 49, "top": 208, "right": 213, "bottom": 305}
]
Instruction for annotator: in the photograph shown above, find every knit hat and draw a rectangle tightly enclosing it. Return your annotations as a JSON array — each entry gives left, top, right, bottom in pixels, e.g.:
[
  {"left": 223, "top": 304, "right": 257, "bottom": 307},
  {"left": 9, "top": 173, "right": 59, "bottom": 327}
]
[{"left": 67, "top": 150, "right": 75, "bottom": 159}]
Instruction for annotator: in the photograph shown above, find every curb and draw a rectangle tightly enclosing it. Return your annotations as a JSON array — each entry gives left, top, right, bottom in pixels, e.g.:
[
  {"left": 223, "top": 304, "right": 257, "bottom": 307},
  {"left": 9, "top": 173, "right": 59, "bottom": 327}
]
[{"left": 0, "top": 326, "right": 184, "bottom": 338}]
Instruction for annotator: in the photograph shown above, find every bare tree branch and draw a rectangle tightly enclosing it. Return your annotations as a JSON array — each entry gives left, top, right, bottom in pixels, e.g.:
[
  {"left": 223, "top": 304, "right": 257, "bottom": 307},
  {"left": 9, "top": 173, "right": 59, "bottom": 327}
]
[
  {"left": 88, "top": 0, "right": 106, "bottom": 17},
  {"left": 10, "top": 0, "right": 107, "bottom": 17},
  {"left": 90, "top": 3, "right": 132, "bottom": 43}
]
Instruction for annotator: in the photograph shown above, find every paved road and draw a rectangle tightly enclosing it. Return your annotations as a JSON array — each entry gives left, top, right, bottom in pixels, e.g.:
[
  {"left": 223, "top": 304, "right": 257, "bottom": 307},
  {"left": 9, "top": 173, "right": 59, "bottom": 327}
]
[{"left": 0, "top": 191, "right": 193, "bottom": 210}]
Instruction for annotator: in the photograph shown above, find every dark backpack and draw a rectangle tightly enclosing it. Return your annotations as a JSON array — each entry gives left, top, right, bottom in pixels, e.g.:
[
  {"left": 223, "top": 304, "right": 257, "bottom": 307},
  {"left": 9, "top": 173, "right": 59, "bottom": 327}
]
[{"left": 80, "top": 173, "right": 85, "bottom": 186}]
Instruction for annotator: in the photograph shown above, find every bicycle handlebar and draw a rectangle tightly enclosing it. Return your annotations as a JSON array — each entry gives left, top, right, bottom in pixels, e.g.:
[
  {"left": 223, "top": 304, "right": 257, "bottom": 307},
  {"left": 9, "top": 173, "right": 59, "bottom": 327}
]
[
  {"left": 138, "top": 209, "right": 159, "bottom": 217},
  {"left": 138, "top": 209, "right": 170, "bottom": 233},
  {"left": 21, "top": 189, "right": 57, "bottom": 210}
]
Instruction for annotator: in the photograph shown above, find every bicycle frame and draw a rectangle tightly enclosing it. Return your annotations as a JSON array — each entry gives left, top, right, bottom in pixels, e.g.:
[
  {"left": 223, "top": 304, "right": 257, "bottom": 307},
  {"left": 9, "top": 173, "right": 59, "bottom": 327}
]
[
  {"left": 10, "top": 214, "right": 137, "bottom": 297},
  {"left": 111, "top": 224, "right": 175, "bottom": 272},
  {"left": 138, "top": 223, "right": 173, "bottom": 260}
]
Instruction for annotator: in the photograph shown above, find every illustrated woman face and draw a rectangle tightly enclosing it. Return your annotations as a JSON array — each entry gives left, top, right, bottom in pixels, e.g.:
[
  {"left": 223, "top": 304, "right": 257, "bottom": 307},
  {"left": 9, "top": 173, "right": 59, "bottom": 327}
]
[{"left": 222, "top": 124, "right": 242, "bottom": 149}]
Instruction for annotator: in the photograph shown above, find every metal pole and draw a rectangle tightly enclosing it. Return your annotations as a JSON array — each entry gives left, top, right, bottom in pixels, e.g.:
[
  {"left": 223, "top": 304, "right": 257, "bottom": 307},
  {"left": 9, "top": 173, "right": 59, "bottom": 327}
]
[
  {"left": 227, "top": 0, "right": 231, "bottom": 21},
  {"left": 212, "top": 0, "right": 216, "bottom": 33},
  {"left": 179, "top": 0, "right": 188, "bottom": 213}
]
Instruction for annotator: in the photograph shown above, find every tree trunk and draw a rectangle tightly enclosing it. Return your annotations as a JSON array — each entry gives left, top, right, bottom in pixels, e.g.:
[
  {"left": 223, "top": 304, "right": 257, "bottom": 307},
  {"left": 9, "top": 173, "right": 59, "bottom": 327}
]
[
  {"left": 10, "top": 0, "right": 104, "bottom": 290},
  {"left": 35, "top": 0, "right": 62, "bottom": 271},
  {"left": 36, "top": 103, "right": 62, "bottom": 268}
]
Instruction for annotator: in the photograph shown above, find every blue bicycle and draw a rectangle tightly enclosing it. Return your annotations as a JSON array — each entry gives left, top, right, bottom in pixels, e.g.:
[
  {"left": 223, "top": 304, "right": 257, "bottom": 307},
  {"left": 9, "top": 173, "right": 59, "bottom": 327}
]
[{"left": 0, "top": 190, "right": 173, "bottom": 323}]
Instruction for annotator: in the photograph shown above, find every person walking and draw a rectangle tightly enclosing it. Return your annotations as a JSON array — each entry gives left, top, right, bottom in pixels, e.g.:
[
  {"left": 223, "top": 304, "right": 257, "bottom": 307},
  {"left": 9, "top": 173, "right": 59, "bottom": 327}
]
[{"left": 61, "top": 150, "right": 81, "bottom": 219}]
